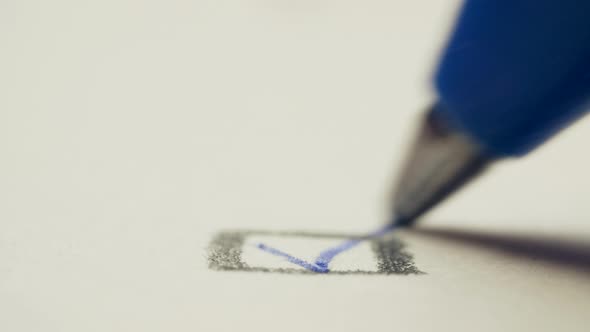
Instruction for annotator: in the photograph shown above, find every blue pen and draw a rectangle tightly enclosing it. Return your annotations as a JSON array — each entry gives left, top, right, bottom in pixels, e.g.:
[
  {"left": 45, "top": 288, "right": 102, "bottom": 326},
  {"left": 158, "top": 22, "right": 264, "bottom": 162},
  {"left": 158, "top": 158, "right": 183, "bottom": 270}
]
[{"left": 393, "top": 0, "right": 590, "bottom": 226}]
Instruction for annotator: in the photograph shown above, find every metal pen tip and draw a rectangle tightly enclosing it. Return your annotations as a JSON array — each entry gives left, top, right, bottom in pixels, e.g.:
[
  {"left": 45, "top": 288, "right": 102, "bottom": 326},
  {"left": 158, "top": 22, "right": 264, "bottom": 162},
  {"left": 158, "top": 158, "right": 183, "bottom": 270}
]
[{"left": 391, "top": 104, "right": 493, "bottom": 227}]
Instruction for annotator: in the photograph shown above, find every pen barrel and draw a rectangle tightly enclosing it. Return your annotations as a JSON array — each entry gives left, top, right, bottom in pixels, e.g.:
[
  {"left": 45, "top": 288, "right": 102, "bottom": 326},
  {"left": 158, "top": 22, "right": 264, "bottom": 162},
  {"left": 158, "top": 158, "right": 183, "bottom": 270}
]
[{"left": 434, "top": 0, "right": 590, "bottom": 157}]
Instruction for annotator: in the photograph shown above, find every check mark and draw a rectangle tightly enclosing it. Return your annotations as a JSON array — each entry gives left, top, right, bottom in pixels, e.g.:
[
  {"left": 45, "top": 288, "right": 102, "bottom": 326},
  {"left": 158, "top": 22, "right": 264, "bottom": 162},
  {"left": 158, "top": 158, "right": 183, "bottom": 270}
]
[{"left": 255, "top": 225, "right": 396, "bottom": 273}]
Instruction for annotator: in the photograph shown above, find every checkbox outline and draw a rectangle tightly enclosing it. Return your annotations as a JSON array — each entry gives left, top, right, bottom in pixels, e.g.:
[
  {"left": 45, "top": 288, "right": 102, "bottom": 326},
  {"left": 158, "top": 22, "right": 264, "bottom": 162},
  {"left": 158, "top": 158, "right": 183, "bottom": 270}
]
[{"left": 208, "top": 230, "right": 424, "bottom": 275}]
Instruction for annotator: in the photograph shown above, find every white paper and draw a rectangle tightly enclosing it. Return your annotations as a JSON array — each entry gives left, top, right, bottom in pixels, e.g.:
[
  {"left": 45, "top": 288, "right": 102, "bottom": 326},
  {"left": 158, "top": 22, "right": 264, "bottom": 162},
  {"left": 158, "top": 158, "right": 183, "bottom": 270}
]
[{"left": 2, "top": 1, "right": 590, "bottom": 331}]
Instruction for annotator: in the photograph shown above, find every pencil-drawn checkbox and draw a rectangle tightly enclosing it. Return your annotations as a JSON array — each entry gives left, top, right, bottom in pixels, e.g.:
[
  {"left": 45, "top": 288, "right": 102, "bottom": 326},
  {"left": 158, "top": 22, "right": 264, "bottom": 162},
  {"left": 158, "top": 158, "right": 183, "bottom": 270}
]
[{"left": 208, "top": 230, "right": 423, "bottom": 275}]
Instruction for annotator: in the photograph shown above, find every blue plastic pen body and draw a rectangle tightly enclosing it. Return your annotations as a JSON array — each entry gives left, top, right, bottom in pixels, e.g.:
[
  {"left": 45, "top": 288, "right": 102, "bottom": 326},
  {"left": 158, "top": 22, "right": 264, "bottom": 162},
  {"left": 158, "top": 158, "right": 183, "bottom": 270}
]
[{"left": 434, "top": 0, "right": 590, "bottom": 157}]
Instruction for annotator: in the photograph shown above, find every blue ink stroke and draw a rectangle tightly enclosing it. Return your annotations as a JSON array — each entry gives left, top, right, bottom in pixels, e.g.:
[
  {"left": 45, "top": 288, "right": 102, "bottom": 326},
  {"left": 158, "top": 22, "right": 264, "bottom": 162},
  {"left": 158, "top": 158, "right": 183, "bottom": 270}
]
[
  {"left": 255, "top": 224, "right": 396, "bottom": 273},
  {"left": 256, "top": 243, "right": 329, "bottom": 273}
]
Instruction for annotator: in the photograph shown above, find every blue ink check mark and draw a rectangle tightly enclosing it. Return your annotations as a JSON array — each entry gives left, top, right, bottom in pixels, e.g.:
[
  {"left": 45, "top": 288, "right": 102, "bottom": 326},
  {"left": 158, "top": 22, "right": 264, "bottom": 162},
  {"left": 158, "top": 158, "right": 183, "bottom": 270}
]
[{"left": 256, "top": 225, "right": 396, "bottom": 273}]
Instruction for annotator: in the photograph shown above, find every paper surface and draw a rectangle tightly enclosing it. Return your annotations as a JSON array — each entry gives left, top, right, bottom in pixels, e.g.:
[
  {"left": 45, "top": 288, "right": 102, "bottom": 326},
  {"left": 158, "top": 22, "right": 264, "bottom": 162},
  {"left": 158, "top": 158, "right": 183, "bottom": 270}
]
[{"left": 2, "top": 1, "right": 590, "bottom": 331}]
